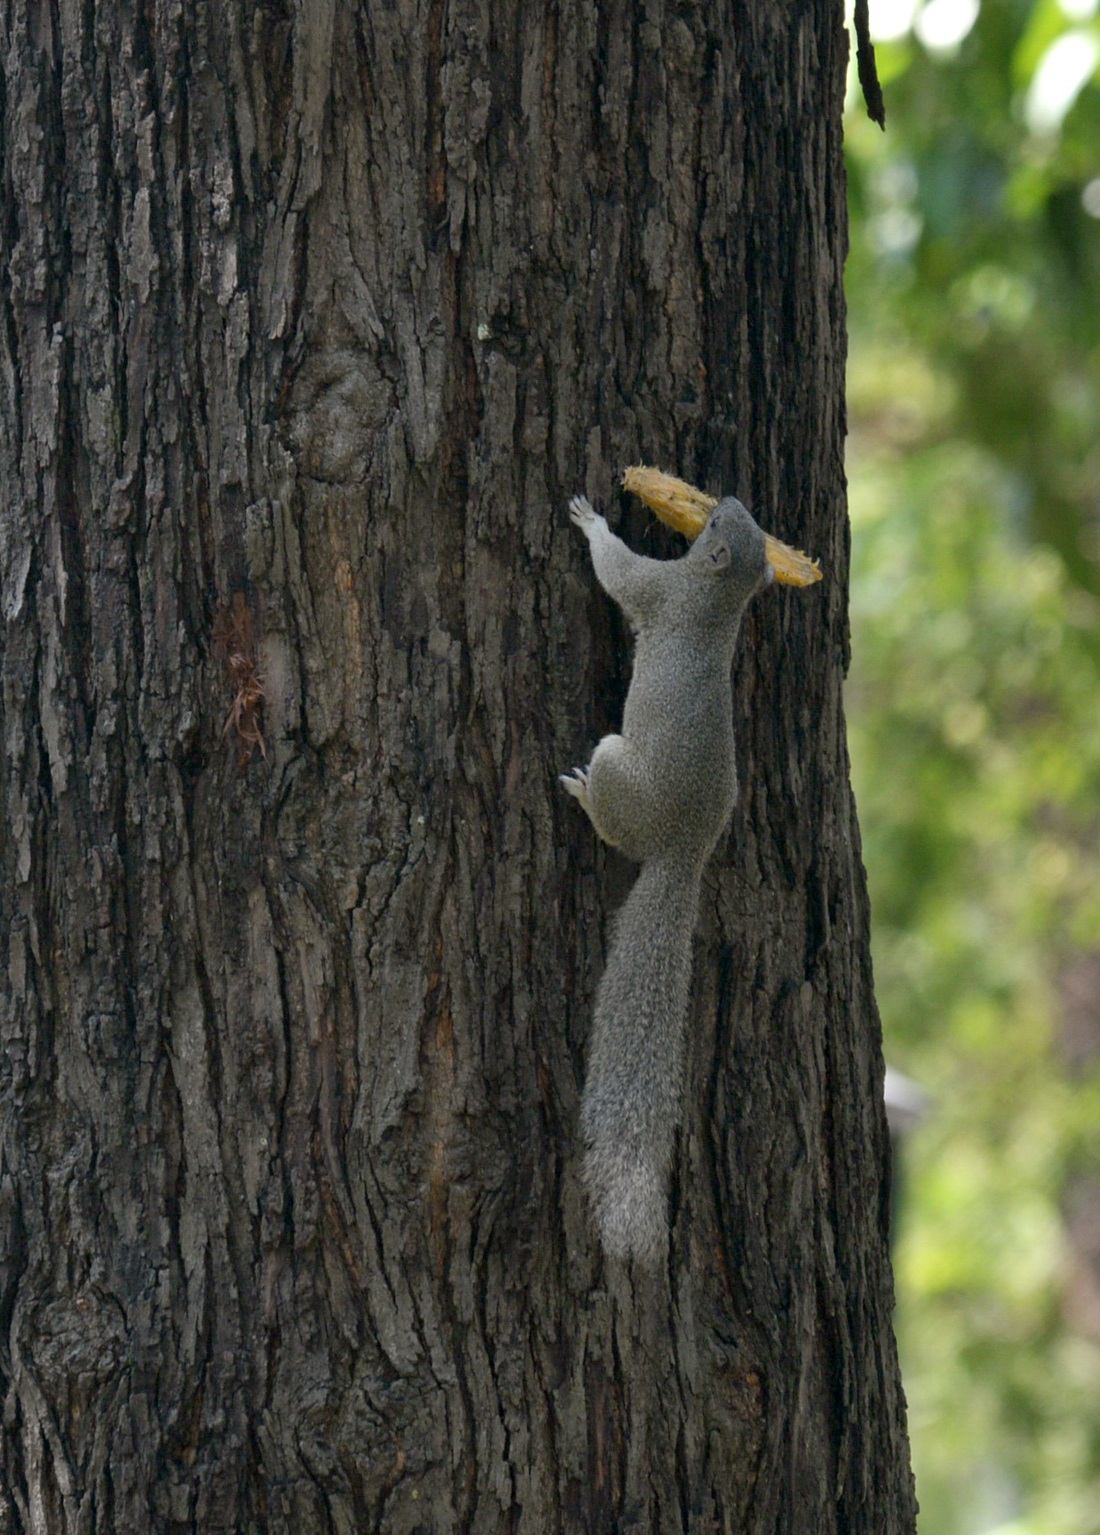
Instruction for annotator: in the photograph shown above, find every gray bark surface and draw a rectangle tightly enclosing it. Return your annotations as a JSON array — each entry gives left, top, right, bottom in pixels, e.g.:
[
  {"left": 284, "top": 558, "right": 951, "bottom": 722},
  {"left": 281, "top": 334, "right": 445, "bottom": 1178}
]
[{"left": 0, "top": 1, "right": 915, "bottom": 1530}]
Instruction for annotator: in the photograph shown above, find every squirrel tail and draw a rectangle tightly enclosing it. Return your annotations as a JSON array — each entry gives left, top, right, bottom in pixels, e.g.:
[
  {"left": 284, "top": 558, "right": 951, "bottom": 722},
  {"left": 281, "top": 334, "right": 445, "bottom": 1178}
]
[{"left": 580, "top": 856, "right": 702, "bottom": 1265}]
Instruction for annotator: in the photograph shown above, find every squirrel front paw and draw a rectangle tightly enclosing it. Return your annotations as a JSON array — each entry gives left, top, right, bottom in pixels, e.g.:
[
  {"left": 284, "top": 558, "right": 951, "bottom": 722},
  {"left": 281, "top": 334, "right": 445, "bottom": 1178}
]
[{"left": 568, "top": 495, "right": 603, "bottom": 534}]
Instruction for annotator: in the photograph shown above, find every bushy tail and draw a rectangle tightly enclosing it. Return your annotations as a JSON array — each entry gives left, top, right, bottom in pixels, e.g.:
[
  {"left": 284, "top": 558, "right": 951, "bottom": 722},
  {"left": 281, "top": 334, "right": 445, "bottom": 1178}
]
[{"left": 580, "top": 857, "right": 702, "bottom": 1264}]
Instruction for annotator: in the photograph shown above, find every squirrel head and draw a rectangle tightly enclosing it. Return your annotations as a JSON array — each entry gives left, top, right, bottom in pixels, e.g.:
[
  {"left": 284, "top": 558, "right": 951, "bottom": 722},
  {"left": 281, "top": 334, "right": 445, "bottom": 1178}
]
[{"left": 687, "top": 496, "right": 771, "bottom": 604}]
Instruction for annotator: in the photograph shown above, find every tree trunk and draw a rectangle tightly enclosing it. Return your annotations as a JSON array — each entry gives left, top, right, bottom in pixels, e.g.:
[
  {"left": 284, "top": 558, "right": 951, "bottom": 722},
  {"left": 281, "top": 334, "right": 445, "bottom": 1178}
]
[{"left": 0, "top": 1, "right": 915, "bottom": 1531}]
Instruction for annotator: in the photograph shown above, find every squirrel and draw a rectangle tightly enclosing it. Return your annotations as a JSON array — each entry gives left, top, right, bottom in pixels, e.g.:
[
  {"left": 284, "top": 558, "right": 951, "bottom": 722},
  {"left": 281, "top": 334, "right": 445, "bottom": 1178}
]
[{"left": 562, "top": 491, "right": 775, "bottom": 1264}]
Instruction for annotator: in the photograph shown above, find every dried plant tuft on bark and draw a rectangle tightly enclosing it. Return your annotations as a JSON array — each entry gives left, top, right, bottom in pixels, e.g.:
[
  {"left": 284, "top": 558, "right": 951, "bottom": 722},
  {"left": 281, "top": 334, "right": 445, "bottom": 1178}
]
[{"left": 214, "top": 592, "right": 266, "bottom": 767}]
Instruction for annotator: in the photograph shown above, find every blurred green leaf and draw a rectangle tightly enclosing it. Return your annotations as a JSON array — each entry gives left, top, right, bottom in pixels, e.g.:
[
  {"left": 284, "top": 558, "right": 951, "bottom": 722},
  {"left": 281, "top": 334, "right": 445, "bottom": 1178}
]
[{"left": 846, "top": 1, "right": 1100, "bottom": 1529}]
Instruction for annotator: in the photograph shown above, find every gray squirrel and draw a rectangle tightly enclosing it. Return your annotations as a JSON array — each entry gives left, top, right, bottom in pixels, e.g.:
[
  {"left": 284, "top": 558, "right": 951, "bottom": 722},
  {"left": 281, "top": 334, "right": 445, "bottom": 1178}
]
[{"left": 562, "top": 491, "right": 778, "bottom": 1264}]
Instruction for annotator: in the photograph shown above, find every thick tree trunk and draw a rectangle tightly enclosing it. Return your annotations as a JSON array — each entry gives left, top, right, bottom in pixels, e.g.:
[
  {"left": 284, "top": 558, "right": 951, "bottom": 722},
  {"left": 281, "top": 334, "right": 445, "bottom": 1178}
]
[{"left": 0, "top": 1, "right": 915, "bottom": 1531}]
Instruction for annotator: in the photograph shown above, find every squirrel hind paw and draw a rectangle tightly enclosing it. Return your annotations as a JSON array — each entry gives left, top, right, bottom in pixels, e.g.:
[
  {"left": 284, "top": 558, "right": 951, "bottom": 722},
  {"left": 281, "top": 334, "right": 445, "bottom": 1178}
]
[{"left": 560, "top": 767, "right": 591, "bottom": 802}]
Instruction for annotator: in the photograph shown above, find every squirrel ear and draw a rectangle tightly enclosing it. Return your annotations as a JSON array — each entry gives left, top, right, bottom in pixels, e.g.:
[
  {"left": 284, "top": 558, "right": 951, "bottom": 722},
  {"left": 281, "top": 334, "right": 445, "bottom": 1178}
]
[{"left": 709, "top": 544, "right": 731, "bottom": 569}]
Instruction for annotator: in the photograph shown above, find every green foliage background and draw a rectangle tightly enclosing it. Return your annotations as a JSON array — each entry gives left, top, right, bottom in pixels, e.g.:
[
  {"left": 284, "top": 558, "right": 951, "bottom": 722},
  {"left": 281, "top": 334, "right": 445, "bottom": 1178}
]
[{"left": 845, "top": 3, "right": 1100, "bottom": 1530}]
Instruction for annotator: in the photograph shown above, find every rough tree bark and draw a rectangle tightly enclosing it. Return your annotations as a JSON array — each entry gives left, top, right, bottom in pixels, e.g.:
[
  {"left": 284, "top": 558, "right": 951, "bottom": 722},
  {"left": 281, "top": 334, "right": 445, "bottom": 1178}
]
[{"left": 0, "top": 1, "right": 915, "bottom": 1531}]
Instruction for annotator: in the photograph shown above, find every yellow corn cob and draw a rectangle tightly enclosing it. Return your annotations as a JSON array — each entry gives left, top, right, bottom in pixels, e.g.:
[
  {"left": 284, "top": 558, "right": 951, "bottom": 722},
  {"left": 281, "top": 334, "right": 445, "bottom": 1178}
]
[{"left": 622, "top": 464, "right": 823, "bottom": 587}]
